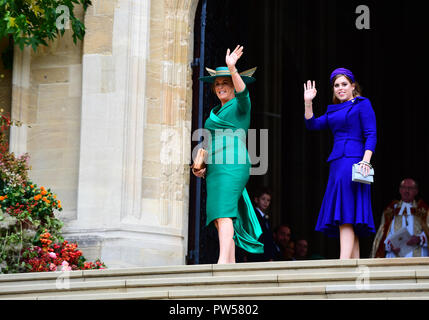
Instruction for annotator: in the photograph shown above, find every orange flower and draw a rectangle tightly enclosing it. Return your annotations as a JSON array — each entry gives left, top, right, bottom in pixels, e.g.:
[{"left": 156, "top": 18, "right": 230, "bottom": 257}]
[
  {"left": 41, "top": 190, "right": 48, "bottom": 195},
  {"left": 0, "top": 196, "right": 4, "bottom": 201}
]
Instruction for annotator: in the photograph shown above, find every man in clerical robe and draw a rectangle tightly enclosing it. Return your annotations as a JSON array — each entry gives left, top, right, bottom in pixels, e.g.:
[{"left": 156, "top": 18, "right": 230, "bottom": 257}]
[{"left": 371, "top": 178, "right": 429, "bottom": 258}]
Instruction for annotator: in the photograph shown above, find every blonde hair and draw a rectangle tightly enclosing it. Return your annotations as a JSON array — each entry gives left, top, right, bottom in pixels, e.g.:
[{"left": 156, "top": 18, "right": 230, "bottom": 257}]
[{"left": 332, "top": 74, "right": 362, "bottom": 104}]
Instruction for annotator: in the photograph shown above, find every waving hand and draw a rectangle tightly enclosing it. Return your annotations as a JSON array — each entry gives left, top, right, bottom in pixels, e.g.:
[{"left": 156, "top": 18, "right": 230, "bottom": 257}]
[{"left": 304, "top": 80, "right": 317, "bottom": 103}]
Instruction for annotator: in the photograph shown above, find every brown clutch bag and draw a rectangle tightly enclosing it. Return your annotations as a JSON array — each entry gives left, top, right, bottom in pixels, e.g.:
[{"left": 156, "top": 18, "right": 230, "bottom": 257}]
[{"left": 191, "top": 148, "right": 208, "bottom": 171}]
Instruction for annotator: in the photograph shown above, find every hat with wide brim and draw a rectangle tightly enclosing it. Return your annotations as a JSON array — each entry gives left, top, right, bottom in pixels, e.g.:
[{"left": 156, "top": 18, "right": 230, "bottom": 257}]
[{"left": 199, "top": 66, "right": 257, "bottom": 84}]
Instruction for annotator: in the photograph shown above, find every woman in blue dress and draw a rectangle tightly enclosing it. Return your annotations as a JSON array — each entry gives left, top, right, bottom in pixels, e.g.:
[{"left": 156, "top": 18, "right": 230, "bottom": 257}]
[{"left": 303, "top": 68, "right": 377, "bottom": 259}]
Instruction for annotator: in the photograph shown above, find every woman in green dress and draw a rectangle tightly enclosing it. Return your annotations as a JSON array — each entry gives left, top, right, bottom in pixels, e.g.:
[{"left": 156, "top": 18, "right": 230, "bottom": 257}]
[{"left": 193, "top": 45, "right": 263, "bottom": 264}]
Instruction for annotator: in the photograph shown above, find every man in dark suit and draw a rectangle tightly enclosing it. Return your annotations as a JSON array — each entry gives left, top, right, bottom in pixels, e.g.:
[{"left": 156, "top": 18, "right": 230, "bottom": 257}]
[{"left": 246, "top": 188, "right": 277, "bottom": 262}]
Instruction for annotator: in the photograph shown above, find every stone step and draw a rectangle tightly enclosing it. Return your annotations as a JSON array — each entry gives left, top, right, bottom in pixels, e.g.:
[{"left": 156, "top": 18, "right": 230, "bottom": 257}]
[
  {"left": 2, "top": 258, "right": 429, "bottom": 285},
  {"left": 169, "top": 283, "right": 429, "bottom": 300},
  {"left": 211, "top": 258, "right": 429, "bottom": 277},
  {"left": 0, "top": 266, "right": 426, "bottom": 291},
  {"left": 1, "top": 268, "right": 428, "bottom": 299},
  {"left": 0, "top": 258, "right": 428, "bottom": 300},
  {"left": 9, "top": 283, "right": 429, "bottom": 300}
]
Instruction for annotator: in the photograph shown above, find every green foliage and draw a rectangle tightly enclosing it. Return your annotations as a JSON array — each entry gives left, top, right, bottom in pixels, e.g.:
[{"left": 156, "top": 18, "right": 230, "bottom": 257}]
[
  {"left": 0, "top": 0, "right": 92, "bottom": 67},
  {"left": 0, "top": 181, "right": 65, "bottom": 273}
]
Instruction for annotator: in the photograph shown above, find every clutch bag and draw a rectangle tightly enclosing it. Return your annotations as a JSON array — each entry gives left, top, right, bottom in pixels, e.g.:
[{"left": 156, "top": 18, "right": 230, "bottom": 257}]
[
  {"left": 352, "top": 163, "right": 374, "bottom": 184},
  {"left": 191, "top": 148, "right": 208, "bottom": 171}
]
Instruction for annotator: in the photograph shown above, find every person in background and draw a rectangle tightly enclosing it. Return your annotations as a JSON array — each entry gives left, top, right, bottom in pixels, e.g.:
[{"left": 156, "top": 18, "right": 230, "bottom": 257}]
[
  {"left": 294, "top": 238, "right": 309, "bottom": 260},
  {"left": 272, "top": 224, "right": 292, "bottom": 261},
  {"left": 284, "top": 240, "right": 296, "bottom": 261},
  {"left": 371, "top": 178, "right": 429, "bottom": 258},
  {"left": 246, "top": 188, "right": 277, "bottom": 262}
]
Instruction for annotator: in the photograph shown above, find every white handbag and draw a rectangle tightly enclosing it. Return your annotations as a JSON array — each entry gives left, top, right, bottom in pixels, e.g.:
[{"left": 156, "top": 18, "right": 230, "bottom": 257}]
[{"left": 352, "top": 163, "right": 374, "bottom": 184}]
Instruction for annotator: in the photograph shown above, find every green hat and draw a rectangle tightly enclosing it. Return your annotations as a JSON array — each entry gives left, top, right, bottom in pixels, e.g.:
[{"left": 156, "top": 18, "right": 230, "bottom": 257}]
[{"left": 199, "top": 66, "right": 257, "bottom": 84}]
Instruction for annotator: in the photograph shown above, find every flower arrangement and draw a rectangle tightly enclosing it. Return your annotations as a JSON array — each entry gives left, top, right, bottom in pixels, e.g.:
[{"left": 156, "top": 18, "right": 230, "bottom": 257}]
[
  {"left": 0, "top": 110, "right": 11, "bottom": 156},
  {"left": 0, "top": 109, "right": 106, "bottom": 273},
  {"left": 23, "top": 230, "right": 106, "bottom": 272}
]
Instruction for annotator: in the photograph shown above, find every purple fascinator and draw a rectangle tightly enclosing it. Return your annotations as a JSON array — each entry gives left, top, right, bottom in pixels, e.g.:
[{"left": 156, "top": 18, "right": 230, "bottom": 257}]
[{"left": 330, "top": 68, "right": 355, "bottom": 84}]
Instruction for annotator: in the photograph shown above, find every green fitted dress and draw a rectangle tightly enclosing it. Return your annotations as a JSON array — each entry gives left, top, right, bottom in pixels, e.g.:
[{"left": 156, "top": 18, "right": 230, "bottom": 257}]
[{"left": 204, "top": 86, "right": 263, "bottom": 254}]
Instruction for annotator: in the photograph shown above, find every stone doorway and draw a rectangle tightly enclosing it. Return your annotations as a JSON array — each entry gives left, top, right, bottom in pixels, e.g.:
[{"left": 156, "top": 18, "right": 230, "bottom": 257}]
[{"left": 188, "top": 0, "right": 429, "bottom": 263}]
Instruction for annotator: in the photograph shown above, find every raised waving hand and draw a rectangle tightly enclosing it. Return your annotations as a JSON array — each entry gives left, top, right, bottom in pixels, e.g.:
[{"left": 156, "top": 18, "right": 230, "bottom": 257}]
[
  {"left": 304, "top": 80, "right": 317, "bottom": 120},
  {"left": 226, "top": 45, "right": 245, "bottom": 93},
  {"left": 226, "top": 45, "right": 243, "bottom": 69},
  {"left": 304, "top": 80, "right": 317, "bottom": 103}
]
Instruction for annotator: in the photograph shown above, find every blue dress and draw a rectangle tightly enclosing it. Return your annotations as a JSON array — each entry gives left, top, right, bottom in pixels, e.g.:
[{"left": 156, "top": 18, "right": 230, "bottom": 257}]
[{"left": 305, "top": 96, "right": 377, "bottom": 238}]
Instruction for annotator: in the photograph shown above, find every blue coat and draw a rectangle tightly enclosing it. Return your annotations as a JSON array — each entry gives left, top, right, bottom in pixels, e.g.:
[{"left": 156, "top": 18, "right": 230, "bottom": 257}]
[{"left": 305, "top": 96, "right": 377, "bottom": 162}]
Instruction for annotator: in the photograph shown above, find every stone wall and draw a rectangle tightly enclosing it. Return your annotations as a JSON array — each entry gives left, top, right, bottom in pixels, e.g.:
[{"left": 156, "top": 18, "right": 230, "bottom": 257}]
[
  {"left": 9, "top": 0, "right": 201, "bottom": 268},
  {"left": 10, "top": 7, "right": 85, "bottom": 222}
]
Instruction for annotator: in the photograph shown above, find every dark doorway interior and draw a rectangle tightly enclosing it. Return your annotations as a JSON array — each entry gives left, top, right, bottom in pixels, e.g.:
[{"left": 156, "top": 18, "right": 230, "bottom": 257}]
[{"left": 188, "top": 0, "right": 429, "bottom": 264}]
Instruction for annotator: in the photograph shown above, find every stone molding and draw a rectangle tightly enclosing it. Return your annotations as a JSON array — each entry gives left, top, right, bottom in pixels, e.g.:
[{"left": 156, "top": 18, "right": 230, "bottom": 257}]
[
  {"left": 120, "top": 0, "right": 151, "bottom": 222},
  {"left": 9, "top": 46, "right": 31, "bottom": 156}
]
